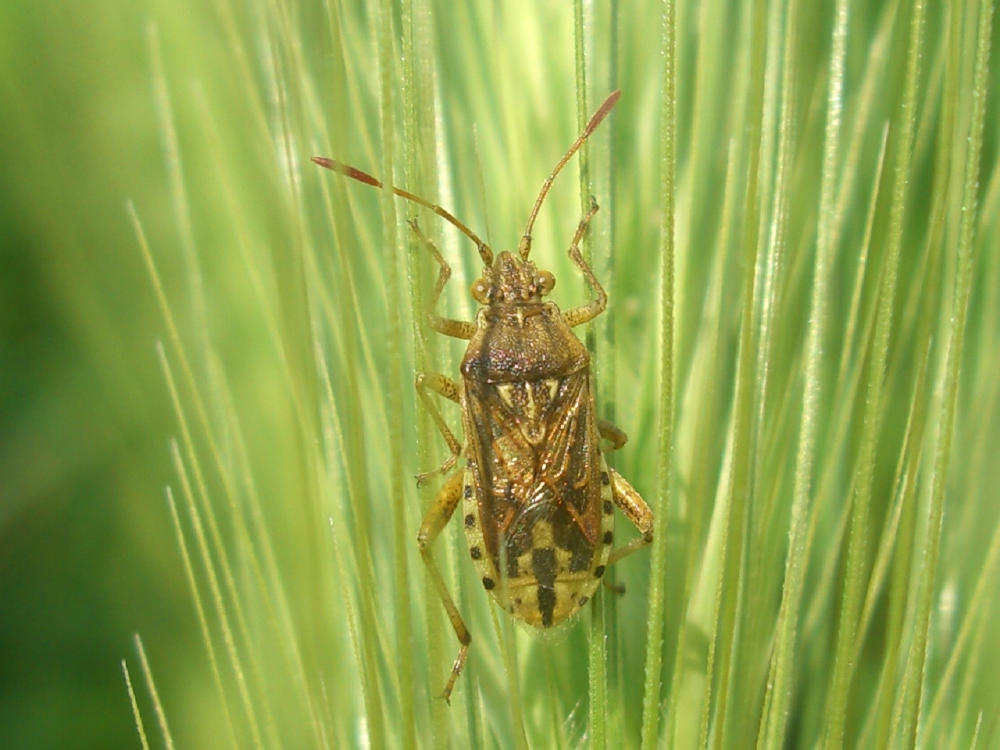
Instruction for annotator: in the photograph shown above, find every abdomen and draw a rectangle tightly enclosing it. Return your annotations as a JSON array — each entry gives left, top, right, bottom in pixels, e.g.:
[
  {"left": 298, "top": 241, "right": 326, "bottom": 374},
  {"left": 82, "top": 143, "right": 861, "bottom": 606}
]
[{"left": 460, "top": 456, "right": 616, "bottom": 629}]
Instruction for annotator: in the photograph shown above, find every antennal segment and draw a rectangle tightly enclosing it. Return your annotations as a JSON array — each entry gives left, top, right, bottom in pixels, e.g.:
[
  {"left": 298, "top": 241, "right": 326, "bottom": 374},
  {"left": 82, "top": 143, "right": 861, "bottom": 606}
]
[
  {"left": 517, "top": 90, "right": 621, "bottom": 259},
  {"left": 312, "top": 157, "right": 494, "bottom": 265}
]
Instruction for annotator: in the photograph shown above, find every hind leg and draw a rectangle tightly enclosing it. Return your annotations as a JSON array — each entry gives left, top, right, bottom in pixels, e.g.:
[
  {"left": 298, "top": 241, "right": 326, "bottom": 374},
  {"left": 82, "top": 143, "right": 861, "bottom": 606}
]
[
  {"left": 607, "top": 469, "right": 653, "bottom": 566},
  {"left": 417, "top": 471, "right": 471, "bottom": 703}
]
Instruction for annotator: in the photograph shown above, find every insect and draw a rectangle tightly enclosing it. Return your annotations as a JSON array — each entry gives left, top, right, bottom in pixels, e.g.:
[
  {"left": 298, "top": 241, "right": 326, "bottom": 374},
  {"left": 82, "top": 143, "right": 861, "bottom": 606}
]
[{"left": 313, "top": 90, "right": 653, "bottom": 703}]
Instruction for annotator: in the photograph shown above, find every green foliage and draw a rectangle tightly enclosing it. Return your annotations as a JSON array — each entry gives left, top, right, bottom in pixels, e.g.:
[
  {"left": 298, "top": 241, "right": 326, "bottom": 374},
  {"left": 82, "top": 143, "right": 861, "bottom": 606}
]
[{"left": 2, "top": 0, "right": 998, "bottom": 748}]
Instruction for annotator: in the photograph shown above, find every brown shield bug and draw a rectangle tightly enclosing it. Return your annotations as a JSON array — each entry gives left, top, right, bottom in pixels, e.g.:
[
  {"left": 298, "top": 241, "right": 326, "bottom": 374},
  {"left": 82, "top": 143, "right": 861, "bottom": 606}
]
[{"left": 313, "top": 90, "right": 652, "bottom": 702}]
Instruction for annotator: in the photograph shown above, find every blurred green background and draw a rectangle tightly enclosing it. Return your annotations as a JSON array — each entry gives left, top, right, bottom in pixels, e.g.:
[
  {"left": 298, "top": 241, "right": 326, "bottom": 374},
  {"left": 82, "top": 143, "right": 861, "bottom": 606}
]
[
  {"left": 1, "top": 1, "right": 194, "bottom": 747},
  {"left": 1, "top": 0, "right": 998, "bottom": 748}
]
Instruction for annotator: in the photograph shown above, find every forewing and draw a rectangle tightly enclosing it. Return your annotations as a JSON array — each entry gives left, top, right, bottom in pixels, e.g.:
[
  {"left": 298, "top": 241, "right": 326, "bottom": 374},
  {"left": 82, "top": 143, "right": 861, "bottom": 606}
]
[{"left": 463, "top": 373, "right": 602, "bottom": 571}]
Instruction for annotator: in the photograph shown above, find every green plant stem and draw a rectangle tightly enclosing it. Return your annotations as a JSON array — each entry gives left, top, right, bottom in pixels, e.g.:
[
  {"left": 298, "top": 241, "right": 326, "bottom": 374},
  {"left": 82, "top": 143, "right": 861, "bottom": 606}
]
[{"left": 640, "top": 0, "right": 675, "bottom": 746}]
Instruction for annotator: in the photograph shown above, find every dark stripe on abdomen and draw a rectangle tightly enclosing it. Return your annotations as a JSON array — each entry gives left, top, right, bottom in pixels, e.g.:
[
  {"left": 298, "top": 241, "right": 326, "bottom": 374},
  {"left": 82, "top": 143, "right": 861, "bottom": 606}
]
[{"left": 532, "top": 548, "right": 556, "bottom": 627}]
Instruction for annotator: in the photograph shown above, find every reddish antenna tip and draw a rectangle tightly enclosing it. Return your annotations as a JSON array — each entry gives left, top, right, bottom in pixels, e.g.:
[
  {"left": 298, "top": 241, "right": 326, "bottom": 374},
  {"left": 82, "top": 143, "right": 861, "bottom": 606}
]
[
  {"left": 312, "top": 157, "right": 383, "bottom": 188},
  {"left": 586, "top": 90, "right": 621, "bottom": 135}
]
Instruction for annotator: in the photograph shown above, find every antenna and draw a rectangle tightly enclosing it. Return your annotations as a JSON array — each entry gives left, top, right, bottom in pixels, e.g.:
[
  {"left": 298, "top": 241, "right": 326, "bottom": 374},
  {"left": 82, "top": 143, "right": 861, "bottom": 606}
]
[
  {"left": 518, "top": 90, "right": 621, "bottom": 259},
  {"left": 312, "top": 157, "right": 494, "bottom": 265}
]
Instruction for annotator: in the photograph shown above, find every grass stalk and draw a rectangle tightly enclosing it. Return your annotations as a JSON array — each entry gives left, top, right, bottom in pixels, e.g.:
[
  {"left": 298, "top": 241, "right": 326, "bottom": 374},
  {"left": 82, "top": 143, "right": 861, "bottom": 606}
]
[
  {"left": 822, "top": 1, "right": 925, "bottom": 747},
  {"left": 121, "top": 660, "right": 151, "bottom": 750},
  {"left": 758, "top": 0, "right": 843, "bottom": 745},
  {"left": 639, "top": 0, "right": 675, "bottom": 746},
  {"left": 133, "top": 634, "right": 177, "bottom": 750},
  {"left": 902, "top": 0, "right": 993, "bottom": 744}
]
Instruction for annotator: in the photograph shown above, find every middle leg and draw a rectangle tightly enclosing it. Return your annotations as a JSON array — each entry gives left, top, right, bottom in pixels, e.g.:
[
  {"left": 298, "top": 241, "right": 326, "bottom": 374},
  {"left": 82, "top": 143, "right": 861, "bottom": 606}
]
[
  {"left": 415, "top": 371, "right": 463, "bottom": 485},
  {"left": 597, "top": 418, "right": 628, "bottom": 451}
]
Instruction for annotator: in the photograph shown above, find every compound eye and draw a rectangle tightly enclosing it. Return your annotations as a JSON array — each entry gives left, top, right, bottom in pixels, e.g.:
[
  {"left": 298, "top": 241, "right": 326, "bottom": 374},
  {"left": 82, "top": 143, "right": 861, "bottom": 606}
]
[
  {"left": 537, "top": 270, "right": 555, "bottom": 296},
  {"left": 471, "top": 278, "right": 491, "bottom": 304}
]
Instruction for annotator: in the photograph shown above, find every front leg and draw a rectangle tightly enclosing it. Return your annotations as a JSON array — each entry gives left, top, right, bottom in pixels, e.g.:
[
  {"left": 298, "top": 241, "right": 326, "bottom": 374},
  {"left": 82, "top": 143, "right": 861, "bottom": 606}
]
[
  {"left": 563, "top": 198, "right": 608, "bottom": 328},
  {"left": 408, "top": 219, "right": 476, "bottom": 340}
]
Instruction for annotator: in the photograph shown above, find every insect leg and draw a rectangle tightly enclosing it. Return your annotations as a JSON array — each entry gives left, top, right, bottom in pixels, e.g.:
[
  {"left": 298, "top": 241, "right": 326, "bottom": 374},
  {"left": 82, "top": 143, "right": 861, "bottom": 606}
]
[
  {"left": 408, "top": 219, "right": 476, "bottom": 340},
  {"left": 597, "top": 418, "right": 628, "bottom": 450},
  {"left": 415, "top": 372, "right": 462, "bottom": 485},
  {"left": 607, "top": 468, "right": 654, "bottom": 566},
  {"left": 563, "top": 198, "right": 609, "bottom": 328},
  {"left": 417, "top": 470, "right": 471, "bottom": 703}
]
